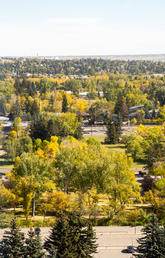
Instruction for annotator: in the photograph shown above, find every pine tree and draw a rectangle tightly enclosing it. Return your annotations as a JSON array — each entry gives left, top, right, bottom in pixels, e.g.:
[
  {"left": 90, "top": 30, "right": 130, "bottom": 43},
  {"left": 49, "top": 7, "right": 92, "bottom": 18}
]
[
  {"left": 105, "top": 120, "right": 117, "bottom": 144},
  {"left": 44, "top": 213, "right": 97, "bottom": 258},
  {"left": 31, "top": 99, "right": 40, "bottom": 116},
  {"left": 44, "top": 215, "right": 71, "bottom": 258},
  {"left": 25, "top": 228, "right": 45, "bottom": 258},
  {"left": 105, "top": 115, "right": 122, "bottom": 144},
  {"left": 62, "top": 94, "right": 68, "bottom": 113},
  {"left": 0, "top": 219, "right": 25, "bottom": 258},
  {"left": 134, "top": 214, "right": 165, "bottom": 258},
  {"left": 68, "top": 214, "right": 98, "bottom": 257},
  {"left": 115, "top": 114, "right": 122, "bottom": 140}
]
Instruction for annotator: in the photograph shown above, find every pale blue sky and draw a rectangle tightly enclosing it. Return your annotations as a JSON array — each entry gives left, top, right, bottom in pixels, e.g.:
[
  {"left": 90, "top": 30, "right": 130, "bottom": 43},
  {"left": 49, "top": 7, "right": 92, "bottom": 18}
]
[{"left": 0, "top": 0, "right": 165, "bottom": 56}]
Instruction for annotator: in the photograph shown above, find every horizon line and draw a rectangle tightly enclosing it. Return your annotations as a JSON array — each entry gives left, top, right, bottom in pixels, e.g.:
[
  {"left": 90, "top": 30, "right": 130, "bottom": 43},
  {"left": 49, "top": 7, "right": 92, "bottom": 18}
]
[{"left": 1, "top": 53, "right": 165, "bottom": 58}]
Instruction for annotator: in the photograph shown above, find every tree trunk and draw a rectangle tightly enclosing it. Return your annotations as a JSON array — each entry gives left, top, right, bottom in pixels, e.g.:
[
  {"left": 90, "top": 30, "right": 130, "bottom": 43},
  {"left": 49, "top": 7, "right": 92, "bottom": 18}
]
[{"left": 32, "top": 197, "right": 35, "bottom": 217}]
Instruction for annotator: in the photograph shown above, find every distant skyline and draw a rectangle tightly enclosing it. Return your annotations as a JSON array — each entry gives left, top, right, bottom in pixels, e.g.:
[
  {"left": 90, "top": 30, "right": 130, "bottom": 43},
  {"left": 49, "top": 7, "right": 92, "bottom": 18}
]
[{"left": 0, "top": 0, "right": 165, "bottom": 56}]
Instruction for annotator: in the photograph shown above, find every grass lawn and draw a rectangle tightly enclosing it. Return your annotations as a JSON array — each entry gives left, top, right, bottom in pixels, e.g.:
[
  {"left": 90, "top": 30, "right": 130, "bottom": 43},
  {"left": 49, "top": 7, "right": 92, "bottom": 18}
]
[
  {"left": 0, "top": 146, "right": 13, "bottom": 171},
  {"left": 84, "top": 135, "right": 105, "bottom": 143}
]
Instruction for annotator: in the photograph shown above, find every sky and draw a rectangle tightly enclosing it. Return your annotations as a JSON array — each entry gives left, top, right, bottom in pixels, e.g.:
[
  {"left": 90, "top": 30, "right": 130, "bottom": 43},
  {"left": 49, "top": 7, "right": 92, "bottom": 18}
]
[{"left": 0, "top": 0, "right": 165, "bottom": 56}]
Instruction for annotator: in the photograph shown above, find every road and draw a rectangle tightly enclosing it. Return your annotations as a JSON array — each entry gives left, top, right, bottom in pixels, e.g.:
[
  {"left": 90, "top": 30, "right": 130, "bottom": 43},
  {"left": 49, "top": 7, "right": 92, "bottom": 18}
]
[
  {"left": 0, "top": 226, "right": 143, "bottom": 258},
  {"left": 83, "top": 125, "right": 139, "bottom": 137},
  {"left": 94, "top": 226, "right": 142, "bottom": 258}
]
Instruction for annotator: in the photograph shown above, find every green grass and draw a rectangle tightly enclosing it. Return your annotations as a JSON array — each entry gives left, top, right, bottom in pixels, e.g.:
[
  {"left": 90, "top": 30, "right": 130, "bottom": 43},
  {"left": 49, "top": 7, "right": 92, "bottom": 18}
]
[
  {"left": 0, "top": 146, "right": 13, "bottom": 171},
  {"left": 84, "top": 135, "right": 105, "bottom": 143},
  {"left": 131, "top": 161, "right": 145, "bottom": 170},
  {"left": 104, "top": 144, "right": 125, "bottom": 154}
]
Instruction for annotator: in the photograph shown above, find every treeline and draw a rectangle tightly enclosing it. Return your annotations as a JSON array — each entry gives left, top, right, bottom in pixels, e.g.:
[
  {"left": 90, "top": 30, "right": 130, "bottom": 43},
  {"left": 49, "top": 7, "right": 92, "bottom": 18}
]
[
  {"left": 1, "top": 58, "right": 165, "bottom": 77},
  {"left": 2, "top": 74, "right": 165, "bottom": 118}
]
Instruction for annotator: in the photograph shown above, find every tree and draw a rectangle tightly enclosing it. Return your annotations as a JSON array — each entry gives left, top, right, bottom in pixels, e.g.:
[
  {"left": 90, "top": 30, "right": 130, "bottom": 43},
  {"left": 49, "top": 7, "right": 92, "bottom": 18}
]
[
  {"left": 104, "top": 153, "right": 141, "bottom": 215},
  {"left": 44, "top": 212, "right": 97, "bottom": 258},
  {"left": 31, "top": 99, "right": 40, "bottom": 117},
  {"left": 141, "top": 175, "right": 155, "bottom": 193},
  {"left": 30, "top": 113, "right": 82, "bottom": 141},
  {"left": 124, "top": 125, "right": 165, "bottom": 168},
  {"left": 105, "top": 116, "right": 122, "bottom": 144},
  {"left": 12, "top": 152, "right": 52, "bottom": 218},
  {"left": 62, "top": 94, "right": 68, "bottom": 113},
  {"left": 54, "top": 137, "right": 108, "bottom": 194},
  {"left": 40, "top": 190, "right": 71, "bottom": 218},
  {"left": 0, "top": 219, "right": 25, "bottom": 258},
  {"left": 0, "top": 181, "right": 15, "bottom": 209},
  {"left": 88, "top": 100, "right": 112, "bottom": 125},
  {"left": 26, "top": 228, "right": 45, "bottom": 258},
  {"left": 105, "top": 119, "right": 117, "bottom": 144},
  {"left": 134, "top": 214, "right": 165, "bottom": 258},
  {"left": 4, "top": 135, "right": 33, "bottom": 161}
]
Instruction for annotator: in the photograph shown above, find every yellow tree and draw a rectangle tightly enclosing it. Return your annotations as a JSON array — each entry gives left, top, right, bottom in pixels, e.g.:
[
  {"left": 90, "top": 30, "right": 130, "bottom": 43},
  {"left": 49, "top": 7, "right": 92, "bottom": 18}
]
[
  {"left": 12, "top": 153, "right": 54, "bottom": 218},
  {"left": 104, "top": 153, "right": 141, "bottom": 216}
]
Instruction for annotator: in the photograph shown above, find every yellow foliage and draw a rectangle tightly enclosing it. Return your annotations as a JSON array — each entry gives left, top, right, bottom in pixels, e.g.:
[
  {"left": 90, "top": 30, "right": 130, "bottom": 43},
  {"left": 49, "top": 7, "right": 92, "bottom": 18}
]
[
  {"left": 40, "top": 190, "right": 71, "bottom": 215},
  {"left": 21, "top": 96, "right": 26, "bottom": 106},
  {"left": 9, "top": 130, "right": 17, "bottom": 138}
]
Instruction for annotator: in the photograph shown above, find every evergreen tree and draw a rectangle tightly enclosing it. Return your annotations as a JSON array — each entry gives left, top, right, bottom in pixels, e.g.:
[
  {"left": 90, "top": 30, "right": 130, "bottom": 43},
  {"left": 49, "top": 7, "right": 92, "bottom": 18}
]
[
  {"left": 116, "top": 114, "right": 122, "bottom": 140},
  {"left": 25, "top": 228, "right": 45, "bottom": 258},
  {"left": 105, "top": 120, "right": 117, "bottom": 144},
  {"left": 114, "top": 93, "right": 129, "bottom": 121},
  {"left": 68, "top": 214, "right": 98, "bottom": 257},
  {"left": 134, "top": 214, "right": 165, "bottom": 258},
  {"left": 31, "top": 100, "right": 40, "bottom": 117},
  {"left": 114, "top": 92, "right": 123, "bottom": 116},
  {"left": 105, "top": 116, "right": 122, "bottom": 144},
  {"left": 62, "top": 94, "right": 68, "bottom": 113},
  {"left": 0, "top": 219, "right": 25, "bottom": 258},
  {"left": 44, "top": 215, "right": 71, "bottom": 258},
  {"left": 44, "top": 213, "right": 97, "bottom": 258}
]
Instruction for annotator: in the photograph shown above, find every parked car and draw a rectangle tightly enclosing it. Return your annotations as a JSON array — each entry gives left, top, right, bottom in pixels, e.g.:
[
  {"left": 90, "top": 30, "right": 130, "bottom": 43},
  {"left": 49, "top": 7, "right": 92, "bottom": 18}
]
[
  {"left": 126, "top": 246, "right": 134, "bottom": 253},
  {"left": 122, "top": 245, "right": 135, "bottom": 254}
]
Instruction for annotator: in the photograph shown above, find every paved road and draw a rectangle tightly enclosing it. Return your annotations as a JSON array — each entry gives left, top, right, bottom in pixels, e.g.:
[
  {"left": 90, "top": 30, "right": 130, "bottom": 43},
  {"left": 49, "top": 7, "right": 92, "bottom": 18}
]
[
  {"left": 0, "top": 226, "right": 142, "bottom": 258},
  {"left": 83, "top": 125, "right": 139, "bottom": 137},
  {"left": 94, "top": 226, "right": 142, "bottom": 258}
]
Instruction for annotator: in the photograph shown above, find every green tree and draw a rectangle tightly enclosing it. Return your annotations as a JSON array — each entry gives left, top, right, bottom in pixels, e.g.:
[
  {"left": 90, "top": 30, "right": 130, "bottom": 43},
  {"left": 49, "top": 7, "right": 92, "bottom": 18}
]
[
  {"left": 0, "top": 219, "right": 25, "bottom": 258},
  {"left": 30, "top": 113, "right": 82, "bottom": 141},
  {"left": 12, "top": 152, "right": 52, "bottom": 218},
  {"left": 105, "top": 120, "right": 117, "bottom": 144},
  {"left": 88, "top": 100, "right": 112, "bottom": 125},
  {"left": 62, "top": 94, "right": 68, "bottom": 113},
  {"left": 26, "top": 228, "right": 45, "bottom": 258},
  {"left": 104, "top": 153, "right": 140, "bottom": 215},
  {"left": 134, "top": 214, "right": 165, "bottom": 258},
  {"left": 124, "top": 125, "right": 165, "bottom": 168},
  {"left": 31, "top": 99, "right": 40, "bottom": 117},
  {"left": 105, "top": 116, "right": 122, "bottom": 144},
  {"left": 44, "top": 213, "right": 97, "bottom": 258},
  {"left": 4, "top": 135, "right": 33, "bottom": 161},
  {"left": 54, "top": 137, "right": 108, "bottom": 194}
]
